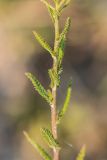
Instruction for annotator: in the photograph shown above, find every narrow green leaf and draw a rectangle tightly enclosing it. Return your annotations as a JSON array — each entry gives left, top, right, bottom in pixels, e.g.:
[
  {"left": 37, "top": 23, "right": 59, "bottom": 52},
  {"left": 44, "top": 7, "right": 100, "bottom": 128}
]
[
  {"left": 47, "top": 7, "right": 55, "bottom": 23},
  {"left": 41, "top": 0, "right": 55, "bottom": 23},
  {"left": 58, "top": 0, "right": 71, "bottom": 12},
  {"left": 57, "top": 67, "right": 63, "bottom": 87},
  {"left": 25, "top": 72, "right": 52, "bottom": 104},
  {"left": 33, "top": 31, "right": 54, "bottom": 58},
  {"left": 23, "top": 131, "right": 52, "bottom": 160},
  {"left": 56, "top": 18, "right": 71, "bottom": 86},
  {"left": 57, "top": 17, "right": 71, "bottom": 70},
  {"left": 41, "top": 128, "right": 60, "bottom": 149},
  {"left": 58, "top": 37, "right": 65, "bottom": 68},
  {"left": 56, "top": 36, "right": 65, "bottom": 87},
  {"left": 59, "top": 17, "right": 71, "bottom": 42},
  {"left": 58, "top": 0, "right": 66, "bottom": 10},
  {"left": 48, "top": 68, "right": 61, "bottom": 88},
  {"left": 57, "top": 79, "right": 72, "bottom": 124},
  {"left": 76, "top": 145, "right": 86, "bottom": 160}
]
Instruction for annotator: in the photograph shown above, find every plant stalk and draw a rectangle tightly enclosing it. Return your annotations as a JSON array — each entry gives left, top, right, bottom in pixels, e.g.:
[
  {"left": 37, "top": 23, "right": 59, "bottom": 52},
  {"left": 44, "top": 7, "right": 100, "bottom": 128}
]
[{"left": 51, "top": 4, "right": 60, "bottom": 160}]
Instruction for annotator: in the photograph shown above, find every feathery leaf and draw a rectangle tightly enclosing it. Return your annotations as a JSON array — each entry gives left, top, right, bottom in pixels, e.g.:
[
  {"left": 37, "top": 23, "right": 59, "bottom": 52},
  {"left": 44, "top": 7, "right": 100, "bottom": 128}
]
[
  {"left": 57, "top": 17, "right": 71, "bottom": 69},
  {"left": 23, "top": 131, "right": 52, "bottom": 160},
  {"left": 58, "top": 37, "right": 65, "bottom": 68},
  {"left": 58, "top": 0, "right": 71, "bottom": 12},
  {"left": 33, "top": 31, "right": 54, "bottom": 58},
  {"left": 56, "top": 36, "right": 65, "bottom": 87},
  {"left": 59, "top": 17, "right": 71, "bottom": 42},
  {"left": 41, "top": 0, "right": 55, "bottom": 23},
  {"left": 57, "top": 67, "right": 63, "bottom": 87},
  {"left": 41, "top": 128, "right": 60, "bottom": 149},
  {"left": 25, "top": 72, "right": 52, "bottom": 104},
  {"left": 48, "top": 69, "right": 55, "bottom": 88},
  {"left": 57, "top": 79, "right": 72, "bottom": 123},
  {"left": 48, "top": 68, "right": 62, "bottom": 88},
  {"left": 76, "top": 145, "right": 86, "bottom": 160},
  {"left": 56, "top": 18, "right": 71, "bottom": 84}
]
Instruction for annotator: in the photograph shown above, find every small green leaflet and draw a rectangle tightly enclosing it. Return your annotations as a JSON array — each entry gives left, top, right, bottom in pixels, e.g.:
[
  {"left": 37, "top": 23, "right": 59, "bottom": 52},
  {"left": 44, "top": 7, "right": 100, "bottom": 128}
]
[
  {"left": 33, "top": 31, "right": 54, "bottom": 58},
  {"left": 57, "top": 17, "right": 71, "bottom": 81},
  {"left": 56, "top": 67, "right": 63, "bottom": 87},
  {"left": 58, "top": 17, "right": 71, "bottom": 59},
  {"left": 41, "top": 128, "right": 60, "bottom": 149},
  {"left": 23, "top": 131, "right": 52, "bottom": 160},
  {"left": 58, "top": 0, "right": 71, "bottom": 12},
  {"left": 59, "top": 17, "right": 71, "bottom": 43},
  {"left": 57, "top": 79, "right": 72, "bottom": 124},
  {"left": 40, "top": 0, "right": 55, "bottom": 23},
  {"left": 57, "top": 36, "right": 65, "bottom": 88},
  {"left": 25, "top": 72, "right": 52, "bottom": 104},
  {"left": 48, "top": 68, "right": 62, "bottom": 88},
  {"left": 58, "top": 37, "right": 65, "bottom": 69},
  {"left": 76, "top": 145, "right": 86, "bottom": 160}
]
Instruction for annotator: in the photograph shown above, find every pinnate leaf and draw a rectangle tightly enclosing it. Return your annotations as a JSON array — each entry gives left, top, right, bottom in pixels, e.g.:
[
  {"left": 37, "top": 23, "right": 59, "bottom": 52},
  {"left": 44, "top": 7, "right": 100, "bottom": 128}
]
[
  {"left": 48, "top": 68, "right": 62, "bottom": 88},
  {"left": 56, "top": 18, "right": 71, "bottom": 85},
  {"left": 59, "top": 17, "right": 71, "bottom": 42},
  {"left": 33, "top": 31, "right": 54, "bottom": 58},
  {"left": 58, "top": 37, "right": 65, "bottom": 68},
  {"left": 48, "top": 69, "right": 55, "bottom": 88},
  {"left": 23, "top": 131, "right": 52, "bottom": 160},
  {"left": 25, "top": 72, "right": 52, "bottom": 104},
  {"left": 57, "top": 17, "right": 71, "bottom": 69},
  {"left": 58, "top": 0, "right": 71, "bottom": 12},
  {"left": 41, "top": 128, "right": 60, "bottom": 149},
  {"left": 41, "top": 0, "right": 55, "bottom": 23},
  {"left": 57, "top": 79, "right": 72, "bottom": 123}
]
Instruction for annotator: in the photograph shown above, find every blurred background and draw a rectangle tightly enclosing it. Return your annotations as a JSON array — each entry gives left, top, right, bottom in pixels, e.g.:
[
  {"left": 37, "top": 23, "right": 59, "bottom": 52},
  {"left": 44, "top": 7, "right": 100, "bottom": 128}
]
[{"left": 0, "top": 0, "right": 107, "bottom": 159}]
